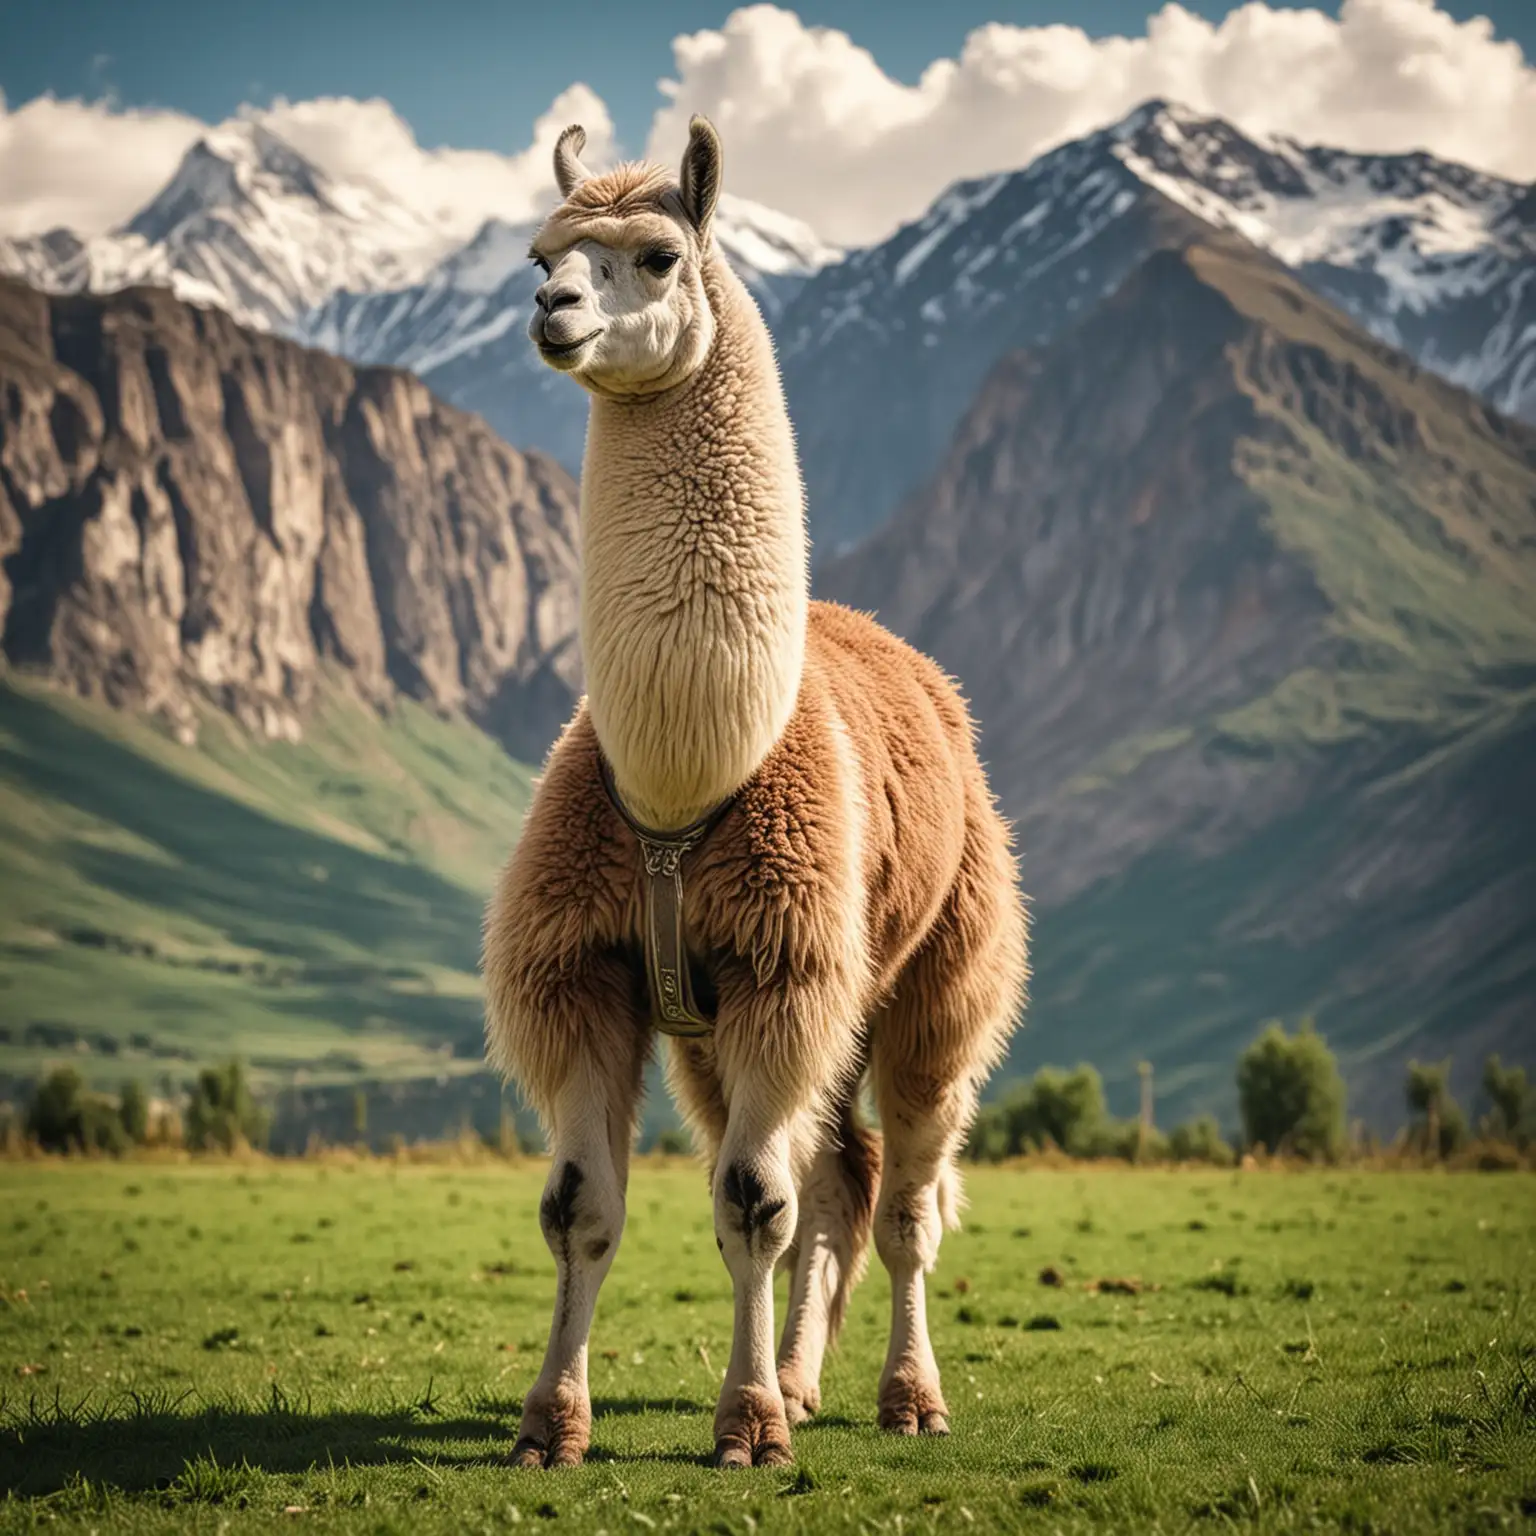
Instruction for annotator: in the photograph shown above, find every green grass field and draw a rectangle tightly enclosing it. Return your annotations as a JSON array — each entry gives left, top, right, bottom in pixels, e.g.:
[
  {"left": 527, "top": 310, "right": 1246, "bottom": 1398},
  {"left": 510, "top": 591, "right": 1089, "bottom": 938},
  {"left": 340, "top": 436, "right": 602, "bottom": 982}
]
[{"left": 1, "top": 1162, "right": 1532, "bottom": 1533}]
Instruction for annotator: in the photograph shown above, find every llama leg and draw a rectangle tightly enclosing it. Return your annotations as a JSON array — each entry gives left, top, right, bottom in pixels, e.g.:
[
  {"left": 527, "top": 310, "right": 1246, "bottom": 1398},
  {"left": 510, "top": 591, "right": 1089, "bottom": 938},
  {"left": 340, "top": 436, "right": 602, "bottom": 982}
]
[
  {"left": 776, "top": 1103, "right": 880, "bottom": 1424},
  {"left": 869, "top": 1077, "right": 969, "bottom": 1435},
  {"left": 512, "top": 1054, "right": 644, "bottom": 1468},
  {"left": 870, "top": 800, "right": 1028, "bottom": 1435},
  {"left": 710, "top": 1098, "right": 807, "bottom": 1467}
]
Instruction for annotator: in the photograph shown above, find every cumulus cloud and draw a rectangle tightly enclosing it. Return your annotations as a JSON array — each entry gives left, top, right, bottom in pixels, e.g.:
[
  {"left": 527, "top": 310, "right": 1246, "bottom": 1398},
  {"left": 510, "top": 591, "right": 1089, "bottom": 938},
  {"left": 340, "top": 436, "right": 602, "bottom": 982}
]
[
  {"left": 3, "top": 1, "right": 1530, "bottom": 250},
  {"left": 258, "top": 84, "right": 615, "bottom": 240},
  {"left": 647, "top": 0, "right": 1536, "bottom": 245},
  {"left": 0, "top": 82, "right": 614, "bottom": 240},
  {"left": 0, "top": 91, "right": 203, "bottom": 236}
]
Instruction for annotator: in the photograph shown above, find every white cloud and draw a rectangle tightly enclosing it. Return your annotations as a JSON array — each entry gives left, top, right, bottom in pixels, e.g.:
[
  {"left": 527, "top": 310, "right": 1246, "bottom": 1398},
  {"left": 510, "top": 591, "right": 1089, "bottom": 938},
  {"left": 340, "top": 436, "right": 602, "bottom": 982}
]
[
  {"left": 258, "top": 85, "right": 615, "bottom": 240},
  {"left": 0, "top": 82, "right": 614, "bottom": 241},
  {"left": 0, "top": 91, "right": 203, "bottom": 237},
  {"left": 2, "top": 1, "right": 1530, "bottom": 250},
  {"left": 646, "top": 0, "right": 1536, "bottom": 245}
]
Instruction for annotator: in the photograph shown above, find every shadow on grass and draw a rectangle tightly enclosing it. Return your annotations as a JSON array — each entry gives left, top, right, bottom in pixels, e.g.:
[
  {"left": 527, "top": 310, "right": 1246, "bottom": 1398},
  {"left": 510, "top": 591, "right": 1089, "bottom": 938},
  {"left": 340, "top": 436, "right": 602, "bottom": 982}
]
[{"left": 0, "top": 1394, "right": 726, "bottom": 1494}]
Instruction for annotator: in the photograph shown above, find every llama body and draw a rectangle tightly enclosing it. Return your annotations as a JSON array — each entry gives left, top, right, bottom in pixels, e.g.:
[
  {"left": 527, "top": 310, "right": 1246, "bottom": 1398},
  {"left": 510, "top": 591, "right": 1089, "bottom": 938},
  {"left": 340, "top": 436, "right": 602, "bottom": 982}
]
[{"left": 483, "top": 119, "right": 1029, "bottom": 1468}]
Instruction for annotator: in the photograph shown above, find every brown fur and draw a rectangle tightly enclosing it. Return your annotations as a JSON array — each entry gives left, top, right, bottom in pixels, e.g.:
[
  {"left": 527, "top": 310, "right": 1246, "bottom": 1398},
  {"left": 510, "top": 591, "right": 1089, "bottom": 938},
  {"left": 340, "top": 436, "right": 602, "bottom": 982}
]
[
  {"left": 483, "top": 117, "right": 1028, "bottom": 1468},
  {"left": 485, "top": 602, "right": 1021, "bottom": 1120}
]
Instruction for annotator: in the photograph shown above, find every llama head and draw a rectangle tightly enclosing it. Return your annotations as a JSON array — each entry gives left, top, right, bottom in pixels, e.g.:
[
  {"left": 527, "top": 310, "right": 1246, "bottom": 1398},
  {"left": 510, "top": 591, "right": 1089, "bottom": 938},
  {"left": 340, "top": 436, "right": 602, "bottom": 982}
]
[{"left": 527, "top": 116, "right": 724, "bottom": 398}]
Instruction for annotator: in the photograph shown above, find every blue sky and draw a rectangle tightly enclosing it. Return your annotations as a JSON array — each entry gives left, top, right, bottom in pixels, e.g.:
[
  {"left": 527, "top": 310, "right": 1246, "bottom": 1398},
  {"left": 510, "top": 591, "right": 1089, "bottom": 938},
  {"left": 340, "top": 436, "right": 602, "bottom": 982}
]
[{"left": 3, "top": 0, "right": 1531, "bottom": 160}]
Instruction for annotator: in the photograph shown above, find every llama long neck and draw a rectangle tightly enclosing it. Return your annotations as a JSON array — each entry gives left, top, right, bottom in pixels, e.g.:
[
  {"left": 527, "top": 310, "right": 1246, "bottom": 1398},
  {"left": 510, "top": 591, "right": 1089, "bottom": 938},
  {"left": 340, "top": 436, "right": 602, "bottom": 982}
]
[{"left": 579, "top": 254, "right": 809, "bottom": 831}]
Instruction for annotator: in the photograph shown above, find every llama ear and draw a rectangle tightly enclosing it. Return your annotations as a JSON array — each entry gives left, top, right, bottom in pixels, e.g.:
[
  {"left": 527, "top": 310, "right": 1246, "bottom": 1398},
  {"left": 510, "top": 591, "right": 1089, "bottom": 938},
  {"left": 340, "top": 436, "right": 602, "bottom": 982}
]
[
  {"left": 553, "top": 124, "right": 592, "bottom": 198},
  {"left": 679, "top": 115, "right": 722, "bottom": 235}
]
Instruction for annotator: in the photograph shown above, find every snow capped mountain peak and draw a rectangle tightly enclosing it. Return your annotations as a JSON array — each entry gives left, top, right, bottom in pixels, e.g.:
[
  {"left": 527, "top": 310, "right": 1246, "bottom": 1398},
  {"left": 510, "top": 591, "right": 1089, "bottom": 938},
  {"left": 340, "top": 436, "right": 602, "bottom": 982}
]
[
  {"left": 123, "top": 120, "right": 331, "bottom": 245},
  {"left": 1104, "top": 100, "right": 1530, "bottom": 301},
  {"left": 0, "top": 117, "right": 461, "bottom": 332},
  {"left": 715, "top": 193, "right": 842, "bottom": 279},
  {"left": 431, "top": 218, "right": 538, "bottom": 296}
]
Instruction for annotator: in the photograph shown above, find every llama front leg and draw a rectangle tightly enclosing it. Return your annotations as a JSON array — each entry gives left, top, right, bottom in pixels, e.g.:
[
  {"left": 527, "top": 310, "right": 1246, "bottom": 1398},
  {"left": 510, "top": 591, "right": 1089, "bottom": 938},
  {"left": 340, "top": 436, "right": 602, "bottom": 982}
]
[
  {"left": 513, "top": 1062, "right": 639, "bottom": 1468},
  {"left": 711, "top": 1101, "right": 803, "bottom": 1467}
]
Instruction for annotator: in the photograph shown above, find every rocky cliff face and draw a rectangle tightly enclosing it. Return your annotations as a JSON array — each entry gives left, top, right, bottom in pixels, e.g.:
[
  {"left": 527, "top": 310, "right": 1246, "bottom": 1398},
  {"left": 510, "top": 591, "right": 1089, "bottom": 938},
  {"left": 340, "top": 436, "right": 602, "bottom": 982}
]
[{"left": 0, "top": 277, "right": 581, "bottom": 755}]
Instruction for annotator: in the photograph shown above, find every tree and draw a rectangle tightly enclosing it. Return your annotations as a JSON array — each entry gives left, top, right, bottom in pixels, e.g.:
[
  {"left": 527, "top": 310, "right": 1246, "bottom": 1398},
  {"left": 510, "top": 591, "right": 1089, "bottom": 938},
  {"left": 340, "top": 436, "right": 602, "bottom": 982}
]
[
  {"left": 185, "top": 1060, "right": 269, "bottom": 1153},
  {"left": 1481, "top": 1055, "right": 1533, "bottom": 1148},
  {"left": 1236, "top": 1018, "right": 1346, "bottom": 1161},
  {"left": 1406, "top": 1057, "right": 1468, "bottom": 1158},
  {"left": 119, "top": 1080, "right": 151, "bottom": 1145}
]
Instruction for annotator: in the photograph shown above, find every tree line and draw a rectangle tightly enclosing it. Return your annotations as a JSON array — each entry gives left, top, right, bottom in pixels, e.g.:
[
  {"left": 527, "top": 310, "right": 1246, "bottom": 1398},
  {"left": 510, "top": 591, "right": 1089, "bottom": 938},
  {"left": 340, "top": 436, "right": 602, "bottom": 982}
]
[
  {"left": 7, "top": 1019, "right": 1534, "bottom": 1164},
  {"left": 964, "top": 1019, "right": 1534, "bottom": 1165},
  {"left": 17, "top": 1060, "right": 268, "bottom": 1155}
]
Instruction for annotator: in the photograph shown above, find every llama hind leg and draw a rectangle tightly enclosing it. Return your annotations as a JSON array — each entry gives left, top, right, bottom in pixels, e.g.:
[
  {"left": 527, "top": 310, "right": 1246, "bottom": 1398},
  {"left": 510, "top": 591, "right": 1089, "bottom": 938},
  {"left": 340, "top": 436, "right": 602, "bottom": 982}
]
[
  {"left": 870, "top": 805, "right": 1027, "bottom": 1435},
  {"left": 868, "top": 1069, "right": 969, "bottom": 1435},
  {"left": 776, "top": 1101, "right": 880, "bottom": 1424},
  {"left": 512, "top": 1046, "right": 648, "bottom": 1468}
]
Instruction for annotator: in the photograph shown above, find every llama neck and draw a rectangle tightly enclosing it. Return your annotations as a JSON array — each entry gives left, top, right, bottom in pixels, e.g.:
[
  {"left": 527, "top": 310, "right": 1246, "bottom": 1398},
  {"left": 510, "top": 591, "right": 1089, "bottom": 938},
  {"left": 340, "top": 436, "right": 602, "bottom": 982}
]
[{"left": 579, "top": 255, "right": 809, "bottom": 830}]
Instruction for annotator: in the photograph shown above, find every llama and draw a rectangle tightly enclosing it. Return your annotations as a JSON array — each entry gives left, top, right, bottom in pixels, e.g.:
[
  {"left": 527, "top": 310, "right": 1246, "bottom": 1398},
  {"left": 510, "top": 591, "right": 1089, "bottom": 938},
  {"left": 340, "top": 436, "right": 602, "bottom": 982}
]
[{"left": 483, "top": 116, "right": 1029, "bottom": 1469}]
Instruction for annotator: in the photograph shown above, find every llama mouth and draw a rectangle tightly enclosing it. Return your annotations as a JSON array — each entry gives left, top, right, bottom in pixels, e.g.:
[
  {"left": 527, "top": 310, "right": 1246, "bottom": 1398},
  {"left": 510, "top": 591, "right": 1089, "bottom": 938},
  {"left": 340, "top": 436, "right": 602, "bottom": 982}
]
[{"left": 538, "top": 331, "right": 602, "bottom": 359}]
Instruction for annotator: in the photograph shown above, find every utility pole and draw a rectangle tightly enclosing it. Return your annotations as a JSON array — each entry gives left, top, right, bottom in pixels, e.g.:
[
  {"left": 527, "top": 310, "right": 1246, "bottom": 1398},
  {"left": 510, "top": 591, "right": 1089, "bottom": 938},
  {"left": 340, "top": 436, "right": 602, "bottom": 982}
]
[{"left": 1138, "top": 1060, "right": 1154, "bottom": 1160}]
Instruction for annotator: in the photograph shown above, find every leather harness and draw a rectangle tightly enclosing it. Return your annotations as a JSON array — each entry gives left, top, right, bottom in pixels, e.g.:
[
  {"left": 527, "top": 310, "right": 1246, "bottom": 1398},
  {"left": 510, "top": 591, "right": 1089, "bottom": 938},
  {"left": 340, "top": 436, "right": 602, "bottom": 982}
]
[{"left": 597, "top": 755, "right": 735, "bottom": 1039}]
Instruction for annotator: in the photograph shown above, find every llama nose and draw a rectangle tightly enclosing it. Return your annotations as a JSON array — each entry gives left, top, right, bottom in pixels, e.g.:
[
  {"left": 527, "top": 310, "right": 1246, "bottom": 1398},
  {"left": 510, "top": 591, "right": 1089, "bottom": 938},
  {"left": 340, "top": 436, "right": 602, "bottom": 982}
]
[{"left": 536, "top": 281, "right": 583, "bottom": 314}]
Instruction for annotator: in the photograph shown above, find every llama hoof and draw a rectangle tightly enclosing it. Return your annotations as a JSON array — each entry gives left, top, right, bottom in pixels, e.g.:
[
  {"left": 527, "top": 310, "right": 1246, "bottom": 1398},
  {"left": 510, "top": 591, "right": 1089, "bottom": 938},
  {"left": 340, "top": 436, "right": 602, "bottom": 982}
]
[
  {"left": 778, "top": 1368, "right": 821, "bottom": 1426},
  {"left": 511, "top": 1385, "right": 590, "bottom": 1468},
  {"left": 878, "top": 1375, "right": 949, "bottom": 1437},
  {"left": 712, "top": 1435, "right": 794, "bottom": 1468},
  {"left": 713, "top": 1384, "right": 794, "bottom": 1468},
  {"left": 509, "top": 1436, "right": 584, "bottom": 1469}
]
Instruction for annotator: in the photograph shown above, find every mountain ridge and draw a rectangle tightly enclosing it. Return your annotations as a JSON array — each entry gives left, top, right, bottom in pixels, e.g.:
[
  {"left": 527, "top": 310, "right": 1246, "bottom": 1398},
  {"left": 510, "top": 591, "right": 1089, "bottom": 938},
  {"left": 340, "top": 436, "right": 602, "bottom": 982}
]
[{"left": 819, "top": 229, "right": 1536, "bottom": 1118}]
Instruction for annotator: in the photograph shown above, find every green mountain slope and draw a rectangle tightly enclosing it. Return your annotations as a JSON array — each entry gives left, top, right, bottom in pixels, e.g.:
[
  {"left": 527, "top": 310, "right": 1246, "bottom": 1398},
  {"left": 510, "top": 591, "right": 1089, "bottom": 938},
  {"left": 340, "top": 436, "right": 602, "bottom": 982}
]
[
  {"left": 0, "top": 675, "right": 531, "bottom": 1091},
  {"left": 822, "top": 234, "right": 1536, "bottom": 1124}
]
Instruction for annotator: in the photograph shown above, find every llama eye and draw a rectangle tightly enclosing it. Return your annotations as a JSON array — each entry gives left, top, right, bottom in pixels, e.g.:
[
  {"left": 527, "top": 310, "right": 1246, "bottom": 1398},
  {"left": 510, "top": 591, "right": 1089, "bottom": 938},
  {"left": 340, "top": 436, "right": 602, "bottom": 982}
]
[
  {"left": 529, "top": 255, "right": 550, "bottom": 275},
  {"left": 640, "top": 250, "right": 680, "bottom": 275}
]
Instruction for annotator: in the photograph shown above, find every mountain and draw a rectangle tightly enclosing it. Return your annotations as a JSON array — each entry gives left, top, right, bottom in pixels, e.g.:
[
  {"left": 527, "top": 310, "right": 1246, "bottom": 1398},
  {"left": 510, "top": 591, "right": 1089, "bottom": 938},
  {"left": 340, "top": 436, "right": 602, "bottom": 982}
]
[
  {"left": 779, "top": 100, "right": 1536, "bottom": 555},
  {"left": 0, "top": 275, "right": 583, "bottom": 759},
  {"left": 0, "top": 273, "right": 588, "bottom": 1107},
  {"left": 294, "top": 192, "right": 840, "bottom": 471},
  {"left": 0, "top": 120, "right": 840, "bottom": 472},
  {"left": 820, "top": 231, "right": 1536, "bottom": 1122},
  {"left": 0, "top": 120, "right": 467, "bottom": 333},
  {"left": 1109, "top": 104, "right": 1536, "bottom": 423}
]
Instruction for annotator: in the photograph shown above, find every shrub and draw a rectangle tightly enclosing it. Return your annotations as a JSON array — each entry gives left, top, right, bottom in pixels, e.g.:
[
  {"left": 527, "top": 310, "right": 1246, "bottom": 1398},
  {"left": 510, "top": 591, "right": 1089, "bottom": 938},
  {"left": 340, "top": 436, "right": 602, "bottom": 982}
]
[
  {"left": 1481, "top": 1055, "right": 1533, "bottom": 1149},
  {"left": 1009, "top": 1066, "right": 1107, "bottom": 1156},
  {"left": 1236, "top": 1018, "right": 1346, "bottom": 1161},
  {"left": 1168, "top": 1115, "right": 1236, "bottom": 1166},
  {"left": 655, "top": 1128, "right": 692, "bottom": 1156},
  {"left": 964, "top": 1104, "right": 1011, "bottom": 1163},
  {"left": 1406, "top": 1058, "right": 1468, "bottom": 1158},
  {"left": 119, "top": 1080, "right": 150, "bottom": 1145},
  {"left": 1084, "top": 1119, "right": 1169, "bottom": 1162},
  {"left": 26, "top": 1067, "right": 128, "bottom": 1154},
  {"left": 185, "top": 1060, "right": 269, "bottom": 1152}
]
